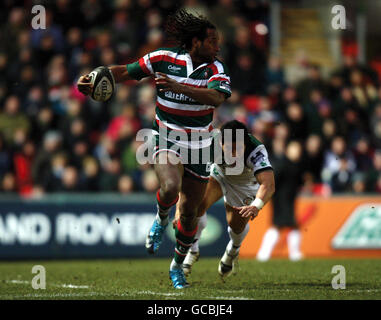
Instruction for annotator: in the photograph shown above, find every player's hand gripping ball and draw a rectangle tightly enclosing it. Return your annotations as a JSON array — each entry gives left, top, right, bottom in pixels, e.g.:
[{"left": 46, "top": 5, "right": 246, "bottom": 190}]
[{"left": 88, "top": 66, "right": 115, "bottom": 102}]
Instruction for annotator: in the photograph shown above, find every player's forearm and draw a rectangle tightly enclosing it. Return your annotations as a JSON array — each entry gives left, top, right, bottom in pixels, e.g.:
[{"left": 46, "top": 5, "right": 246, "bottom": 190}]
[
  {"left": 255, "top": 179, "right": 275, "bottom": 205},
  {"left": 177, "top": 86, "right": 226, "bottom": 107},
  {"left": 109, "top": 65, "right": 134, "bottom": 83}
]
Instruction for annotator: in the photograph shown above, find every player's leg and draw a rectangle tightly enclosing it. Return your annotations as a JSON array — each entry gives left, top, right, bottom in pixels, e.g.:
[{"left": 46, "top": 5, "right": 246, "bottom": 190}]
[
  {"left": 146, "top": 151, "right": 183, "bottom": 254},
  {"left": 169, "top": 175, "right": 207, "bottom": 288},
  {"left": 284, "top": 199, "right": 303, "bottom": 261},
  {"left": 256, "top": 226, "right": 280, "bottom": 261},
  {"left": 183, "top": 177, "right": 223, "bottom": 276},
  {"left": 256, "top": 197, "right": 282, "bottom": 261},
  {"left": 218, "top": 204, "right": 251, "bottom": 277},
  {"left": 287, "top": 228, "right": 303, "bottom": 261}
]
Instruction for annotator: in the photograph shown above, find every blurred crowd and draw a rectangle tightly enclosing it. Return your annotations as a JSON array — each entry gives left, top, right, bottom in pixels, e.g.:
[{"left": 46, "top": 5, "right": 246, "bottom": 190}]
[{"left": 0, "top": 0, "right": 380, "bottom": 197}]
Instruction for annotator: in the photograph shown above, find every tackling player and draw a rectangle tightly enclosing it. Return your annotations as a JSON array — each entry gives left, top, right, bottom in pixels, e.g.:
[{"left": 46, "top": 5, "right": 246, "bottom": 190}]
[
  {"left": 180, "top": 120, "right": 275, "bottom": 277},
  {"left": 77, "top": 9, "right": 231, "bottom": 289}
]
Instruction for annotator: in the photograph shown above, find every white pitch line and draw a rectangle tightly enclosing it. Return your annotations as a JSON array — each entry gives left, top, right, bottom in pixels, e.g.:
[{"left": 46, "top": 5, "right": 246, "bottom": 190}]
[
  {"left": 60, "top": 284, "right": 90, "bottom": 289},
  {"left": 6, "top": 280, "right": 90, "bottom": 289},
  {"left": 7, "top": 280, "right": 30, "bottom": 284},
  {"left": 0, "top": 292, "right": 105, "bottom": 299},
  {"left": 205, "top": 296, "right": 252, "bottom": 300},
  {"left": 134, "top": 290, "right": 183, "bottom": 297}
]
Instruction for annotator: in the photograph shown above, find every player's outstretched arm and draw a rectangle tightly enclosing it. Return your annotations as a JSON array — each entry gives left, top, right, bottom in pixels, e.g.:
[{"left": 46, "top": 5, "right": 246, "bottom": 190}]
[
  {"left": 109, "top": 65, "right": 135, "bottom": 83},
  {"left": 233, "top": 170, "right": 275, "bottom": 220},
  {"left": 155, "top": 72, "right": 227, "bottom": 107},
  {"left": 77, "top": 65, "right": 134, "bottom": 96}
]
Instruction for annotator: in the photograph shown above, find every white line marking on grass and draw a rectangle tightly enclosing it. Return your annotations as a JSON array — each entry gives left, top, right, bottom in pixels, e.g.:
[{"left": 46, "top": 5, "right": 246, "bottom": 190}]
[
  {"left": 134, "top": 290, "right": 183, "bottom": 297},
  {"left": 7, "top": 280, "right": 30, "bottom": 284},
  {"left": 206, "top": 296, "right": 252, "bottom": 300},
  {"left": 60, "top": 284, "right": 89, "bottom": 289},
  {"left": 6, "top": 280, "right": 90, "bottom": 289},
  {"left": 0, "top": 292, "right": 105, "bottom": 299}
]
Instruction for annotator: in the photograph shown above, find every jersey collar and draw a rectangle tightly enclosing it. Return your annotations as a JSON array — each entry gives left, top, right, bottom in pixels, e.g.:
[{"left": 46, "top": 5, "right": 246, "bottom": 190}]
[{"left": 184, "top": 52, "right": 209, "bottom": 77}]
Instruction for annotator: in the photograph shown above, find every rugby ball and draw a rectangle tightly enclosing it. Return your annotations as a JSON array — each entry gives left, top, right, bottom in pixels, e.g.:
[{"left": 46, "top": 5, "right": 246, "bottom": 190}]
[{"left": 88, "top": 66, "right": 115, "bottom": 102}]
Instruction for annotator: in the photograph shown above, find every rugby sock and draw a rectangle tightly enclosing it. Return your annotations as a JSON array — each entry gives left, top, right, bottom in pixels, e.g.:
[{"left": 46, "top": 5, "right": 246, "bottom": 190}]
[
  {"left": 190, "top": 214, "right": 207, "bottom": 253},
  {"left": 226, "top": 224, "right": 250, "bottom": 256},
  {"left": 172, "top": 219, "right": 198, "bottom": 268},
  {"left": 256, "top": 227, "right": 279, "bottom": 261},
  {"left": 155, "top": 189, "right": 179, "bottom": 226},
  {"left": 287, "top": 229, "right": 303, "bottom": 261}
]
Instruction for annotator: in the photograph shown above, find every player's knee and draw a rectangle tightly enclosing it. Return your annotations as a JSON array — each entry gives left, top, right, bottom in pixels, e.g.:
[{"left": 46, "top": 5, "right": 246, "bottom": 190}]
[
  {"left": 228, "top": 219, "right": 248, "bottom": 234},
  {"left": 161, "top": 179, "right": 181, "bottom": 200},
  {"left": 179, "top": 213, "right": 197, "bottom": 231}
]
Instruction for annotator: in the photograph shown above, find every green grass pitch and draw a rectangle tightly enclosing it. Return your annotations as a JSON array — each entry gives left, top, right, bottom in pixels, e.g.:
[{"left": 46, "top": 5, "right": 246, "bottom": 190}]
[{"left": 0, "top": 258, "right": 380, "bottom": 300}]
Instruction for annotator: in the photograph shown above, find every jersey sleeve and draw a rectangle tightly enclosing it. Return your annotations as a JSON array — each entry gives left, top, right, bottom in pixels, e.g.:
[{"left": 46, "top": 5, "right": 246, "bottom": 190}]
[
  {"left": 126, "top": 53, "right": 155, "bottom": 81},
  {"left": 246, "top": 144, "right": 273, "bottom": 174},
  {"left": 207, "top": 61, "right": 231, "bottom": 98}
]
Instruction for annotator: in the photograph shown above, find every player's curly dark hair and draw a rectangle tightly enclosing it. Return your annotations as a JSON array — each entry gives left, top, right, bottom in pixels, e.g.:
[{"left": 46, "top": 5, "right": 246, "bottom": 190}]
[{"left": 165, "top": 9, "right": 215, "bottom": 50}]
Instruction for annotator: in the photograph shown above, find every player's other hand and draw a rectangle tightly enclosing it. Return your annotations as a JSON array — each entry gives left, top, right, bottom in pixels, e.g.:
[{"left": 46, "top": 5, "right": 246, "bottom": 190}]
[
  {"left": 155, "top": 72, "right": 183, "bottom": 93},
  {"left": 233, "top": 205, "right": 260, "bottom": 220},
  {"left": 77, "top": 75, "right": 93, "bottom": 96}
]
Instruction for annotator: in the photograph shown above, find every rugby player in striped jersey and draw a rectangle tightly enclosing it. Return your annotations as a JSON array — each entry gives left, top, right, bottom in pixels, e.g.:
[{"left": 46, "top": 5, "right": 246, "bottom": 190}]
[{"left": 77, "top": 9, "right": 231, "bottom": 289}]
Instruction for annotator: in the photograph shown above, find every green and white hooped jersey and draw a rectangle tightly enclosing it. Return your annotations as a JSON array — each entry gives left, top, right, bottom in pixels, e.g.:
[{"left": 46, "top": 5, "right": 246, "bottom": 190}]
[
  {"left": 213, "top": 134, "right": 273, "bottom": 187},
  {"left": 126, "top": 47, "right": 231, "bottom": 149}
]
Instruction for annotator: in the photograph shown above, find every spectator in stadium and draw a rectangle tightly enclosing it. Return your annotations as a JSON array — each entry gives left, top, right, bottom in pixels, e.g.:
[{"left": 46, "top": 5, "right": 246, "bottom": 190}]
[
  {"left": 23, "top": 85, "right": 46, "bottom": 117},
  {"left": 296, "top": 64, "right": 327, "bottom": 105},
  {"left": 365, "top": 150, "right": 381, "bottom": 193},
  {"left": 335, "top": 54, "right": 379, "bottom": 87},
  {"left": 370, "top": 103, "right": 381, "bottom": 149},
  {"left": 57, "top": 166, "right": 82, "bottom": 192},
  {"left": 321, "top": 136, "right": 356, "bottom": 191},
  {"left": 303, "top": 89, "right": 328, "bottom": 136},
  {"left": 31, "top": 107, "right": 57, "bottom": 143},
  {"left": 141, "top": 168, "right": 160, "bottom": 193},
  {"left": 353, "top": 136, "right": 373, "bottom": 173},
  {"left": 71, "top": 139, "right": 91, "bottom": 171},
  {"left": 266, "top": 55, "right": 286, "bottom": 95},
  {"left": 0, "top": 95, "right": 31, "bottom": 146},
  {"left": 349, "top": 68, "right": 378, "bottom": 113},
  {"left": 208, "top": 0, "right": 238, "bottom": 45},
  {"left": 44, "top": 152, "right": 68, "bottom": 192},
  {"left": 226, "top": 25, "right": 266, "bottom": 93},
  {"left": 321, "top": 118, "right": 338, "bottom": 147},
  {"left": 257, "top": 140, "right": 304, "bottom": 261},
  {"left": 275, "top": 85, "right": 299, "bottom": 114},
  {"left": 1, "top": 172, "right": 17, "bottom": 194},
  {"left": 284, "top": 102, "right": 308, "bottom": 140},
  {"left": 118, "top": 174, "right": 135, "bottom": 194},
  {"left": 32, "top": 131, "right": 63, "bottom": 191},
  {"left": 106, "top": 104, "right": 141, "bottom": 142},
  {"left": 0, "top": 134, "right": 11, "bottom": 181},
  {"left": 303, "top": 134, "right": 324, "bottom": 184},
  {"left": 330, "top": 157, "right": 353, "bottom": 192},
  {"left": 351, "top": 172, "right": 367, "bottom": 194},
  {"left": 13, "top": 139, "right": 35, "bottom": 195},
  {"left": 98, "top": 157, "right": 122, "bottom": 192},
  {"left": 248, "top": 96, "right": 280, "bottom": 130},
  {"left": 80, "top": 156, "right": 100, "bottom": 192},
  {"left": 230, "top": 52, "right": 264, "bottom": 95}
]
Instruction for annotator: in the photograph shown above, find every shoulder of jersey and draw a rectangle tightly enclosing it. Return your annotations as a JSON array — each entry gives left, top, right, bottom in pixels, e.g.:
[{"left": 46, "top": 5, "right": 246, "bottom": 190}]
[
  {"left": 213, "top": 58, "right": 230, "bottom": 74},
  {"left": 248, "top": 134, "right": 263, "bottom": 148},
  {"left": 245, "top": 134, "right": 263, "bottom": 160}
]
